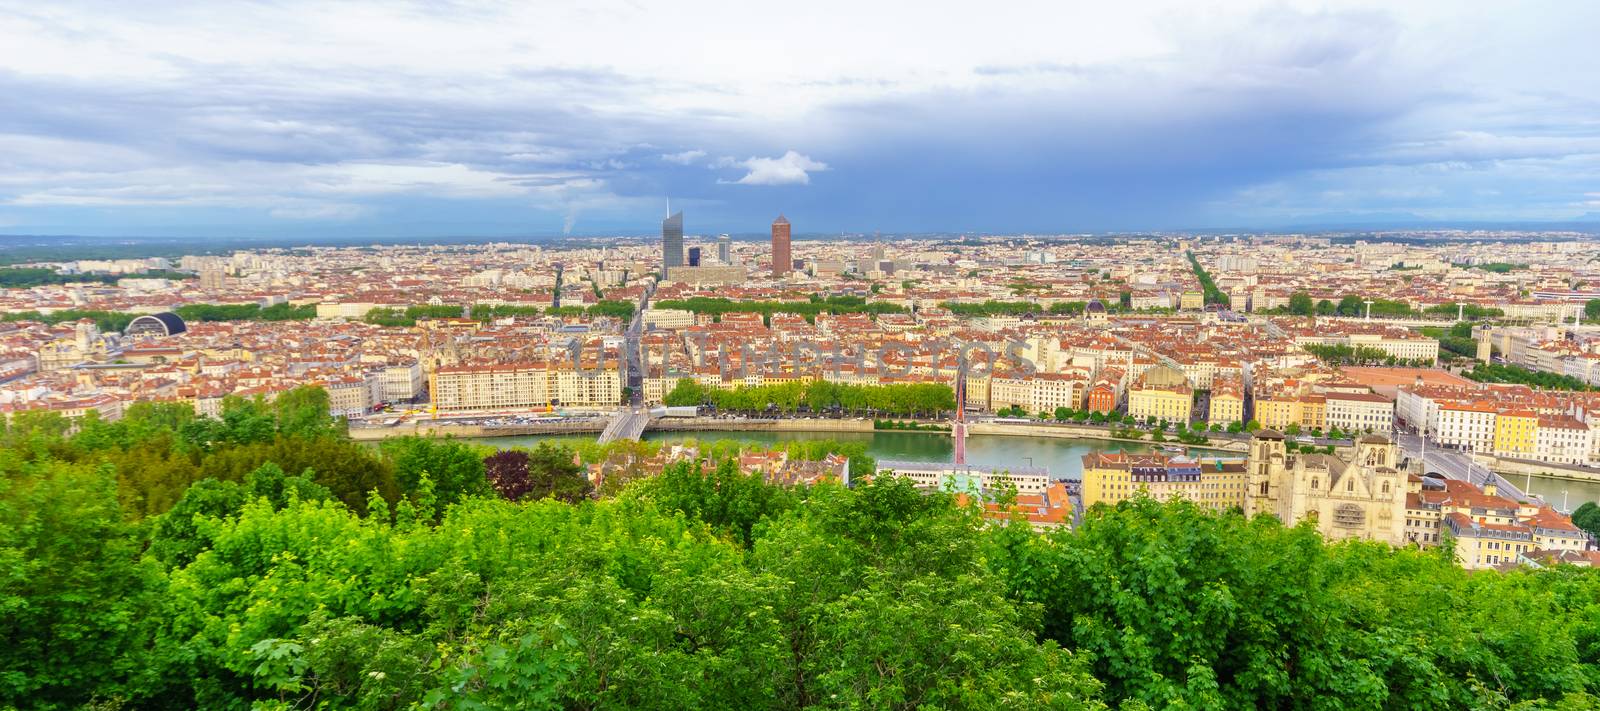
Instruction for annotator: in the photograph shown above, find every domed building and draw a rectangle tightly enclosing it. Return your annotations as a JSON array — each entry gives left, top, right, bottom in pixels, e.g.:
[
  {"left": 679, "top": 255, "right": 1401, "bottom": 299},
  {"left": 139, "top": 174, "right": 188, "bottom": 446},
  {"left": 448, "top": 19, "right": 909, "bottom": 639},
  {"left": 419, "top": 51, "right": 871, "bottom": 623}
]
[
  {"left": 1084, "top": 299, "right": 1108, "bottom": 324},
  {"left": 124, "top": 312, "right": 187, "bottom": 338}
]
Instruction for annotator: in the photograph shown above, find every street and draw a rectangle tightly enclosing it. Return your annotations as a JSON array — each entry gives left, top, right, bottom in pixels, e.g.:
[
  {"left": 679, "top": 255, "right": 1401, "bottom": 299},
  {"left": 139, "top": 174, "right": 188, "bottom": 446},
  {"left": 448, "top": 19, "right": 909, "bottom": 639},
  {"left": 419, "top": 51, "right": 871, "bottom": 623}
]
[{"left": 1393, "top": 431, "right": 1532, "bottom": 503}]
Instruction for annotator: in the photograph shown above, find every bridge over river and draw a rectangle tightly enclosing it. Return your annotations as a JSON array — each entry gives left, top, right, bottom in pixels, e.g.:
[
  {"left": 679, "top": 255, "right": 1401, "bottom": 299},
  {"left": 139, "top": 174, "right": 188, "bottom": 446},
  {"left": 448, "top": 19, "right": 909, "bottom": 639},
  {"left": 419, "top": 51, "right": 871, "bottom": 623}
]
[{"left": 598, "top": 408, "right": 653, "bottom": 443}]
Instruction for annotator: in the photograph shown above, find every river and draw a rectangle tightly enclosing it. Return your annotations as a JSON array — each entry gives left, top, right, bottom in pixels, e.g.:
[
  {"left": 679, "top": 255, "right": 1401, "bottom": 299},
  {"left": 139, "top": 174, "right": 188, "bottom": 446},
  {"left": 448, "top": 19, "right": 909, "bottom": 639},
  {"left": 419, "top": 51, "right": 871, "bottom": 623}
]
[
  {"left": 462, "top": 429, "right": 1202, "bottom": 481},
  {"left": 458, "top": 428, "right": 1600, "bottom": 507}
]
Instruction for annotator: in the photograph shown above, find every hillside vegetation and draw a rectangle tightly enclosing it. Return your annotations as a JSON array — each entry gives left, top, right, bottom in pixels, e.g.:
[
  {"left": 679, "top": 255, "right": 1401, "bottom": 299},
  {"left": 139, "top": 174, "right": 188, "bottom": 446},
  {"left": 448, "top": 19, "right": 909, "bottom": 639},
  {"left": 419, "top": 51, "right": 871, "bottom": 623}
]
[{"left": 1, "top": 389, "right": 1598, "bottom": 709}]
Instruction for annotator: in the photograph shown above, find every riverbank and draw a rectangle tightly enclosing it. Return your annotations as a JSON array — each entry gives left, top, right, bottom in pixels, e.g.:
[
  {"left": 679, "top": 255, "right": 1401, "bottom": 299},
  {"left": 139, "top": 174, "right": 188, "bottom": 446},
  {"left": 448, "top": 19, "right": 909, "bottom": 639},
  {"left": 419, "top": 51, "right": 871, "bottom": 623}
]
[
  {"left": 347, "top": 416, "right": 877, "bottom": 441},
  {"left": 1479, "top": 454, "right": 1600, "bottom": 484},
  {"left": 348, "top": 416, "right": 1246, "bottom": 454},
  {"left": 968, "top": 421, "right": 1249, "bottom": 453},
  {"left": 348, "top": 421, "right": 603, "bottom": 440}
]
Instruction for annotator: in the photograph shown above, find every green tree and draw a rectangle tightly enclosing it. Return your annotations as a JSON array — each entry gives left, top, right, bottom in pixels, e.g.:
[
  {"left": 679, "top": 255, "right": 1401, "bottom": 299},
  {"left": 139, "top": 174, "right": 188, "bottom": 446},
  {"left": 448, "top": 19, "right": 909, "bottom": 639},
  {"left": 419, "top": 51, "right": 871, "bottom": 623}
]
[
  {"left": 664, "top": 378, "right": 709, "bottom": 407},
  {"left": 1288, "top": 292, "right": 1314, "bottom": 316},
  {"left": 1336, "top": 294, "right": 1365, "bottom": 316},
  {"left": 380, "top": 436, "right": 490, "bottom": 509},
  {"left": 0, "top": 458, "right": 165, "bottom": 707},
  {"left": 644, "top": 457, "right": 798, "bottom": 548},
  {"left": 273, "top": 385, "right": 337, "bottom": 439},
  {"left": 1573, "top": 502, "right": 1600, "bottom": 539},
  {"left": 485, "top": 444, "right": 591, "bottom": 503}
]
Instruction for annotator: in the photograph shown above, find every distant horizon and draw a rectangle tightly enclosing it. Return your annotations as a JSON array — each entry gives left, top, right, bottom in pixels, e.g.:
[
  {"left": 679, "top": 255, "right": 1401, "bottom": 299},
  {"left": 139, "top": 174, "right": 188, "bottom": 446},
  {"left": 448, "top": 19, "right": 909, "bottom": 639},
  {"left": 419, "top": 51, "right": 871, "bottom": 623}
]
[{"left": 4, "top": 213, "right": 1600, "bottom": 248}]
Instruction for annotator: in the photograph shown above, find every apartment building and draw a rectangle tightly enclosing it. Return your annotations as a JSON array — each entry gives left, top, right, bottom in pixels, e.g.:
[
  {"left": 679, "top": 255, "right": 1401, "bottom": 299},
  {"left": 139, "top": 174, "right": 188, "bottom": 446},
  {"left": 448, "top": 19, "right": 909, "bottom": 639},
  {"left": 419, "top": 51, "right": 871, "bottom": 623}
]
[
  {"left": 1534, "top": 416, "right": 1592, "bottom": 465},
  {"left": 1432, "top": 400, "right": 1497, "bottom": 452},
  {"left": 878, "top": 460, "right": 1051, "bottom": 496},
  {"left": 430, "top": 361, "right": 620, "bottom": 413},
  {"left": 1081, "top": 452, "right": 1249, "bottom": 511},
  {"left": 1127, "top": 365, "right": 1193, "bottom": 423},
  {"left": 1492, "top": 410, "right": 1539, "bottom": 459},
  {"left": 1322, "top": 391, "right": 1395, "bottom": 434}
]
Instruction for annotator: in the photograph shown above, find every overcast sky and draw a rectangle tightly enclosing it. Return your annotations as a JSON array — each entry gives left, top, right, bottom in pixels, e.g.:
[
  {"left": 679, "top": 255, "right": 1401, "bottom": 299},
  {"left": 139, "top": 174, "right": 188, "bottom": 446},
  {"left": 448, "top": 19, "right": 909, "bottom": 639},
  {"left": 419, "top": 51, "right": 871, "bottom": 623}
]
[{"left": 1, "top": 1, "right": 1597, "bottom": 238}]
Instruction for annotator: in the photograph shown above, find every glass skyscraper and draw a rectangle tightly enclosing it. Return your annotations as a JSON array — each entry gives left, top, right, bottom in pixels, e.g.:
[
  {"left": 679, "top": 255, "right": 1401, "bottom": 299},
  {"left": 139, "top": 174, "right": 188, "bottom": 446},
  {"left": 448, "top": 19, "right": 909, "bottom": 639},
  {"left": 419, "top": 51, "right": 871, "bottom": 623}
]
[{"left": 662, "top": 211, "right": 684, "bottom": 268}]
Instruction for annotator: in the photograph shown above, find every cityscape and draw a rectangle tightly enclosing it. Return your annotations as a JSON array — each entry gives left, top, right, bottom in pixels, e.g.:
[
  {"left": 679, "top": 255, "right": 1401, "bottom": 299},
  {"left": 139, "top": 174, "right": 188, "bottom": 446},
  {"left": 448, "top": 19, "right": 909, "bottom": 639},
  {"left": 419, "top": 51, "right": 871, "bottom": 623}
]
[
  {"left": 5, "top": 1, "right": 1600, "bottom": 709},
  {"left": 8, "top": 224, "right": 1600, "bottom": 556}
]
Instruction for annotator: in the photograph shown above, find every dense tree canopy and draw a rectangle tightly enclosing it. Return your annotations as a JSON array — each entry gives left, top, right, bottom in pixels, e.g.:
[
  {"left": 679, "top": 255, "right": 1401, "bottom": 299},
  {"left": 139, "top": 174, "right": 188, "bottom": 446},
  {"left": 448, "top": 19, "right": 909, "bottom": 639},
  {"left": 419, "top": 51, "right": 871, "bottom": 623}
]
[
  {"left": 2, "top": 391, "right": 1599, "bottom": 709},
  {"left": 665, "top": 378, "right": 955, "bottom": 419},
  {"left": 174, "top": 302, "right": 317, "bottom": 322},
  {"left": 653, "top": 295, "right": 903, "bottom": 323},
  {"left": 1186, "top": 251, "right": 1229, "bottom": 307},
  {"left": 1466, "top": 363, "right": 1598, "bottom": 392},
  {"left": 0, "top": 267, "right": 192, "bottom": 288}
]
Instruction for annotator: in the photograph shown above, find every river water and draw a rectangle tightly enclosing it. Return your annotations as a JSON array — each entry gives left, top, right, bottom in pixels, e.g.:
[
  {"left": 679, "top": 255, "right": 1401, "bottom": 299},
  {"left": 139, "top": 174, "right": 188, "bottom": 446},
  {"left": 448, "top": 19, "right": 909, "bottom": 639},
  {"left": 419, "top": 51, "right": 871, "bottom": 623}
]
[
  {"left": 465, "top": 430, "right": 1201, "bottom": 481},
  {"left": 460, "top": 429, "right": 1600, "bottom": 507}
]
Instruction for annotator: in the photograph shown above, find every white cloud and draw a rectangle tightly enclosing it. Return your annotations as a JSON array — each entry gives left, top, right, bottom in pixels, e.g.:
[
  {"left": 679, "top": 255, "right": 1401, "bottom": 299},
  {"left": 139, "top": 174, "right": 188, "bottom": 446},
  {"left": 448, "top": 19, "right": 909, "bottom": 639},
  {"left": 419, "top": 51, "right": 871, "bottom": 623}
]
[
  {"left": 660, "top": 149, "right": 706, "bottom": 165},
  {"left": 725, "top": 151, "right": 828, "bottom": 186},
  {"left": 268, "top": 202, "right": 371, "bottom": 220},
  {"left": 0, "top": 1, "right": 1597, "bottom": 228}
]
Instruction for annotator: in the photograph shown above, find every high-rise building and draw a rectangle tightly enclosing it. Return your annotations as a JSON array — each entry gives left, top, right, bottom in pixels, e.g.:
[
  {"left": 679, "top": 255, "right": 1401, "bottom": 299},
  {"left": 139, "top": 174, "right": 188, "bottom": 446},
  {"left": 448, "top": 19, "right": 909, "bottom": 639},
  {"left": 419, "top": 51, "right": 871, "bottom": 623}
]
[
  {"left": 771, "top": 214, "right": 791, "bottom": 277},
  {"left": 662, "top": 211, "right": 684, "bottom": 268},
  {"left": 717, "top": 234, "right": 731, "bottom": 264},
  {"left": 687, "top": 246, "right": 701, "bottom": 267}
]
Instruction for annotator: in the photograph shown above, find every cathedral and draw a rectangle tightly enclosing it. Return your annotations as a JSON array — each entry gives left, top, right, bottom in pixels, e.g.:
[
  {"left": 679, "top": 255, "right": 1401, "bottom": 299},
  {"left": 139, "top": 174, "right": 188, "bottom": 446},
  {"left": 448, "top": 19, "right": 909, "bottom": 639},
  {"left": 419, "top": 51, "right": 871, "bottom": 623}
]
[{"left": 1245, "top": 430, "right": 1408, "bottom": 545}]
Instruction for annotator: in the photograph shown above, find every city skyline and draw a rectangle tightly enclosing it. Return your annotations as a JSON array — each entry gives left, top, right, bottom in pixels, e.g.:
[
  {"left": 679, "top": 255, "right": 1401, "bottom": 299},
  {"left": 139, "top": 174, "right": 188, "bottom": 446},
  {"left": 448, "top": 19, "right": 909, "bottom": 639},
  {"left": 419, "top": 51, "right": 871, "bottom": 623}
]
[{"left": 1, "top": 2, "right": 1598, "bottom": 239}]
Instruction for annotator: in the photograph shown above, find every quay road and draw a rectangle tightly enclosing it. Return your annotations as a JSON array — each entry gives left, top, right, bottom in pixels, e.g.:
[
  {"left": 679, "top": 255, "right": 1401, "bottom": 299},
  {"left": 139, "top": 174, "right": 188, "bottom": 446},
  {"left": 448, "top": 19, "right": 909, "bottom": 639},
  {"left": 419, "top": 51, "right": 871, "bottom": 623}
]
[
  {"left": 600, "top": 281, "right": 657, "bottom": 443},
  {"left": 1393, "top": 431, "right": 1534, "bottom": 504},
  {"left": 622, "top": 281, "right": 653, "bottom": 407}
]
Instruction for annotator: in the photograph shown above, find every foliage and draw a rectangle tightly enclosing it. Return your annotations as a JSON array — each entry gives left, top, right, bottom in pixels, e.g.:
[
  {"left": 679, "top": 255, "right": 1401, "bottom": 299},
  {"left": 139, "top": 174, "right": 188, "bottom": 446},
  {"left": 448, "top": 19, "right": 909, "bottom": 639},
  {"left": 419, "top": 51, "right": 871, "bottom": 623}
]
[
  {"left": 1573, "top": 502, "right": 1600, "bottom": 539},
  {"left": 939, "top": 300, "right": 1042, "bottom": 317},
  {"left": 174, "top": 302, "right": 317, "bottom": 322},
  {"left": 0, "top": 308, "right": 140, "bottom": 332},
  {"left": 988, "top": 496, "right": 1600, "bottom": 709},
  {"left": 0, "top": 455, "right": 166, "bottom": 707},
  {"left": 4, "top": 406, "right": 1600, "bottom": 709},
  {"left": 653, "top": 295, "right": 904, "bottom": 322},
  {"left": 1423, "top": 302, "right": 1505, "bottom": 320},
  {"left": 873, "top": 419, "right": 950, "bottom": 431},
  {"left": 1469, "top": 262, "right": 1527, "bottom": 273},
  {"left": 380, "top": 436, "right": 490, "bottom": 510},
  {"left": 639, "top": 458, "right": 800, "bottom": 547},
  {"left": 1186, "top": 251, "right": 1229, "bottom": 306},
  {"left": 585, "top": 299, "right": 636, "bottom": 321},
  {"left": 1465, "top": 363, "right": 1597, "bottom": 392},
  {"left": 1418, "top": 324, "right": 1479, "bottom": 360},
  {"left": 470, "top": 303, "right": 544, "bottom": 320},
  {"left": 667, "top": 378, "right": 955, "bottom": 418},
  {"left": 1587, "top": 299, "right": 1600, "bottom": 322},
  {"left": 1287, "top": 292, "right": 1314, "bottom": 315},
  {"left": 483, "top": 443, "right": 592, "bottom": 504},
  {"left": 0, "top": 302, "right": 315, "bottom": 328},
  {"left": 0, "top": 267, "right": 192, "bottom": 288},
  {"left": 1303, "top": 343, "right": 1431, "bottom": 367},
  {"left": 1283, "top": 295, "right": 1423, "bottom": 319},
  {"left": 363, "top": 304, "right": 466, "bottom": 326}
]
